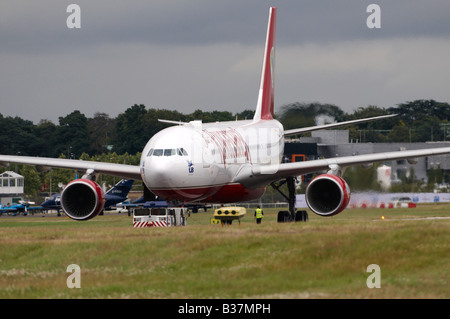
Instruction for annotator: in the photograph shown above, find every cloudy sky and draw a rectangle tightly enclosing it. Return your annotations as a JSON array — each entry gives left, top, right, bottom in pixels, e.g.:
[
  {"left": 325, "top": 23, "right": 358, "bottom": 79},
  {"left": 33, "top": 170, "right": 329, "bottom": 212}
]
[{"left": 1, "top": 0, "right": 450, "bottom": 123}]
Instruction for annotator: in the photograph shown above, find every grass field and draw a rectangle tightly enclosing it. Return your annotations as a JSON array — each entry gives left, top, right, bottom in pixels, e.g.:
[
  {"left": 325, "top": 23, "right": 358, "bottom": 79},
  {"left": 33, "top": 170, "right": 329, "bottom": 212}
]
[{"left": 0, "top": 204, "right": 449, "bottom": 299}]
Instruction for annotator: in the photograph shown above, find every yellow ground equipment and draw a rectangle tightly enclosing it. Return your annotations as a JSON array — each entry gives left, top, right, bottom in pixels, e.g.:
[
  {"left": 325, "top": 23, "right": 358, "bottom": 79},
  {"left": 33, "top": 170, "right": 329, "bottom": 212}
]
[{"left": 213, "top": 206, "right": 246, "bottom": 226}]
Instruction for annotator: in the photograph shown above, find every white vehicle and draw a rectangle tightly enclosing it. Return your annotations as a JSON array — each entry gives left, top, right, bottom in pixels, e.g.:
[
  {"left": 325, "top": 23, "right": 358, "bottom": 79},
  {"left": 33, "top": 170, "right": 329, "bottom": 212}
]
[{"left": 133, "top": 207, "right": 187, "bottom": 228}]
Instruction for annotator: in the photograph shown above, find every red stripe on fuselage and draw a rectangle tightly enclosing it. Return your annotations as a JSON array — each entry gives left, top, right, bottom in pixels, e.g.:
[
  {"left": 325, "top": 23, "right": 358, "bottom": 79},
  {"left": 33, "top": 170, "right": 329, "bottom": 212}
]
[{"left": 151, "top": 183, "right": 265, "bottom": 203}]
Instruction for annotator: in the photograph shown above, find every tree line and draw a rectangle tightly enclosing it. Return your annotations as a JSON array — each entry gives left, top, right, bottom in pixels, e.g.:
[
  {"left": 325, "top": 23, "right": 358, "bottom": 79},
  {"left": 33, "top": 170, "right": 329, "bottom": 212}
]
[
  {"left": 2, "top": 99, "right": 450, "bottom": 159},
  {"left": 0, "top": 106, "right": 255, "bottom": 158},
  {"left": 278, "top": 99, "right": 450, "bottom": 143}
]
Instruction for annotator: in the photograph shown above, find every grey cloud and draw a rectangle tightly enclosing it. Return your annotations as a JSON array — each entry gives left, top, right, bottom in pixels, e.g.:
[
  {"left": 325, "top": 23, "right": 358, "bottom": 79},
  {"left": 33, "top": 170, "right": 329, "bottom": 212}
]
[{"left": 1, "top": 0, "right": 450, "bottom": 123}]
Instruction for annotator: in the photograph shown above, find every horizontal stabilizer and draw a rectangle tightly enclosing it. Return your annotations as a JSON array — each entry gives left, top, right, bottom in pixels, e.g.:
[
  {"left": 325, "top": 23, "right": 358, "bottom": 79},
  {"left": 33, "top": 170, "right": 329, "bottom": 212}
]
[
  {"left": 158, "top": 119, "right": 189, "bottom": 125},
  {"left": 284, "top": 114, "right": 397, "bottom": 136}
]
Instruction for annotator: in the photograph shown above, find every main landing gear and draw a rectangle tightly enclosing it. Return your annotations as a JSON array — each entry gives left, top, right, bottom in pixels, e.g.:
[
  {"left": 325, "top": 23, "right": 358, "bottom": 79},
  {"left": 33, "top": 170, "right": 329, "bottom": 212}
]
[{"left": 270, "top": 176, "right": 308, "bottom": 223}]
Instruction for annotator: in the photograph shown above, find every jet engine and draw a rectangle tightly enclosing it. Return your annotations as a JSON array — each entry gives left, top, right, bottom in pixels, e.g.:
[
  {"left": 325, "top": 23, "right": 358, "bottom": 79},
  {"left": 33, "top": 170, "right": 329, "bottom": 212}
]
[
  {"left": 60, "top": 179, "right": 105, "bottom": 220},
  {"left": 305, "top": 174, "right": 350, "bottom": 217}
]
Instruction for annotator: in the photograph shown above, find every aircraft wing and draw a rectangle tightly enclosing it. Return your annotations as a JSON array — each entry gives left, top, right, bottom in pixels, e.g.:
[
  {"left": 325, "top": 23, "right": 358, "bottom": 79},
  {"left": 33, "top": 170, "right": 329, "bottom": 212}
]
[
  {"left": 233, "top": 146, "right": 450, "bottom": 188},
  {"left": 0, "top": 155, "right": 142, "bottom": 180},
  {"left": 284, "top": 114, "right": 397, "bottom": 136}
]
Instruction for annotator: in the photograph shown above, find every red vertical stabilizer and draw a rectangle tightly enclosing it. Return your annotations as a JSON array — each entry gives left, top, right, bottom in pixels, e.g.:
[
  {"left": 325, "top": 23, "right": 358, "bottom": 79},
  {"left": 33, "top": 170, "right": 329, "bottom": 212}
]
[{"left": 254, "top": 7, "right": 276, "bottom": 121}]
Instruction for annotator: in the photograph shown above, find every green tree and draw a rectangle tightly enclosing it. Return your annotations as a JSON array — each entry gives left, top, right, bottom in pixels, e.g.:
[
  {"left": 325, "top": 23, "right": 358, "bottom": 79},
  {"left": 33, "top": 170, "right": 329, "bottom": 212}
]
[
  {"left": 276, "top": 102, "right": 345, "bottom": 132},
  {"left": 88, "top": 112, "right": 116, "bottom": 155},
  {"left": 388, "top": 100, "right": 450, "bottom": 142},
  {"left": 35, "top": 119, "right": 58, "bottom": 157},
  {"left": 235, "top": 109, "right": 255, "bottom": 120},
  {"left": 42, "top": 154, "right": 77, "bottom": 194},
  {"left": 20, "top": 165, "right": 41, "bottom": 199},
  {"left": 346, "top": 105, "right": 395, "bottom": 143},
  {"left": 386, "top": 124, "right": 411, "bottom": 143},
  {"left": 54, "top": 110, "right": 90, "bottom": 158},
  {"left": 113, "top": 104, "right": 150, "bottom": 154},
  {"left": 342, "top": 164, "right": 382, "bottom": 192},
  {"left": 188, "top": 109, "right": 234, "bottom": 123},
  {"left": 427, "top": 165, "right": 443, "bottom": 188},
  {"left": 0, "top": 115, "right": 41, "bottom": 156}
]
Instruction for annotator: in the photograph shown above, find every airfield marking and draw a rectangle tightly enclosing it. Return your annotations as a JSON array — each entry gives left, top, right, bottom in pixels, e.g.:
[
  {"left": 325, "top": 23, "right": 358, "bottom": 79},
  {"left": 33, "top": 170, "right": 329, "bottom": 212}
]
[{"left": 376, "top": 216, "right": 450, "bottom": 221}]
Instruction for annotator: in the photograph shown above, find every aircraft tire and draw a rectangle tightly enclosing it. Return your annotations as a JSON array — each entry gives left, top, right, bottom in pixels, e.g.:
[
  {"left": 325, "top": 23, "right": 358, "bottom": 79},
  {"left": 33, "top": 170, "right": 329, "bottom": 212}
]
[
  {"left": 295, "top": 210, "right": 308, "bottom": 222},
  {"left": 277, "top": 210, "right": 290, "bottom": 223}
]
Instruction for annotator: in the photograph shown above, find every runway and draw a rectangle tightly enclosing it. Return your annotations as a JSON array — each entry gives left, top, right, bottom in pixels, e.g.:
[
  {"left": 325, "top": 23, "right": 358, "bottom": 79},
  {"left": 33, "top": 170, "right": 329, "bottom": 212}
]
[{"left": 377, "top": 216, "right": 450, "bottom": 221}]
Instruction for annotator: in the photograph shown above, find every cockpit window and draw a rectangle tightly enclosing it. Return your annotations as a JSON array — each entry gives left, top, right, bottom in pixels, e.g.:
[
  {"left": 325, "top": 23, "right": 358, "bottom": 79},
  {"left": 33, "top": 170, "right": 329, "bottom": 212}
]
[
  {"left": 164, "top": 149, "right": 176, "bottom": 156},
  {"left": 153, "top": 149, "right": 163, "bottom": 156},
  {"left": 149, "top": 148, "right": 188, "bottom": 157}
]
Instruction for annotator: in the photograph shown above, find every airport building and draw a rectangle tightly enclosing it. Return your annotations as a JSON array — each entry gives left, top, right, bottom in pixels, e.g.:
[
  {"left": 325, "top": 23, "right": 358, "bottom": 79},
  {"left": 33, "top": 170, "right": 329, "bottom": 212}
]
[
  {"left": 284, "top": 130, "right": 450, "bottom": 186},
  {"left": 0, "top": 171, "right": 25, "bottom": 206}
]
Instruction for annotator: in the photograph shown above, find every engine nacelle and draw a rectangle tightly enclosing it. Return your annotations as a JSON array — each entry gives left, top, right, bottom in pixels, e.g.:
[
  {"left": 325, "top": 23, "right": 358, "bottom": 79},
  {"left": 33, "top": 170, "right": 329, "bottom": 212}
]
[
  {"left": 305, "top": 174, "right": 351, "bottom": 217},
  {"left": 60, "top": 179, "right": 105, "bottom": 221}
]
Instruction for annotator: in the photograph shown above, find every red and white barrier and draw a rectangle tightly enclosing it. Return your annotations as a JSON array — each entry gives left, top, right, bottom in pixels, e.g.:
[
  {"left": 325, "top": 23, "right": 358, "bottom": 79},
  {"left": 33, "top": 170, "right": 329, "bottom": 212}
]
[
  {"left": 133, "top": 221, "right": 168, "bottom": 228},
  {"left": 149, "top": 221, "right": 168, "bottom": 227},
  {"left": 133, "top": 221, "right": 149, "bottom": 228}
]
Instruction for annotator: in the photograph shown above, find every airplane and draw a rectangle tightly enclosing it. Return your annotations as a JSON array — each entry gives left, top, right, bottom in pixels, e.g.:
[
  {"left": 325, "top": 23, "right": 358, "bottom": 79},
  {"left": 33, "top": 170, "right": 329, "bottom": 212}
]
[
  {"left": 41, "top": 179, "right": 134, "bottom": 214},
  {"left": 0, "top": 200, "right": 41, "bottom": 216},
  {"left": 2, "top": 6, "right": 450, "bottom": 221}
]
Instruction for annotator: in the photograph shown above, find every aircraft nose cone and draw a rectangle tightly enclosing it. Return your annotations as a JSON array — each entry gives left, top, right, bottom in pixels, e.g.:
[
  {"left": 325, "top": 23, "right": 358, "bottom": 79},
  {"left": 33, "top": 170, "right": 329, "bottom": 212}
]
[{"left": 145, "top": 158, "right": 174, "bottom": 188}]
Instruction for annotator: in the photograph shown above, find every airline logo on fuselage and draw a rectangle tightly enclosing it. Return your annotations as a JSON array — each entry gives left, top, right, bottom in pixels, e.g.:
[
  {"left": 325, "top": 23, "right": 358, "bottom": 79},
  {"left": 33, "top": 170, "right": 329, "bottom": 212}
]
[
  {"left": 187, "top": 160, "right": 194, "bottom": 174},
  {"left": 202, "top": 127, "right": 251, "bottom": 166}
]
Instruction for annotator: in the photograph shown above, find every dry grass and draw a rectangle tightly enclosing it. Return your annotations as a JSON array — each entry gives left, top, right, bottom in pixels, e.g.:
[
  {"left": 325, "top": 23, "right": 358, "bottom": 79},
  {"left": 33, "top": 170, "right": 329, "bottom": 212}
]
[{"left": 0, "top": 204, "right": 449, "bottom": 298}]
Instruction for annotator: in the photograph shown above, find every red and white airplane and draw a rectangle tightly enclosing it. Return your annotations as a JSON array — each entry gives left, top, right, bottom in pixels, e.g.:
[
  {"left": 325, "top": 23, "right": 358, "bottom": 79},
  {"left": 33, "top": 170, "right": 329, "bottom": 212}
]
[{"left": 2, "top": 7, "right": 450, "bottom": 221}]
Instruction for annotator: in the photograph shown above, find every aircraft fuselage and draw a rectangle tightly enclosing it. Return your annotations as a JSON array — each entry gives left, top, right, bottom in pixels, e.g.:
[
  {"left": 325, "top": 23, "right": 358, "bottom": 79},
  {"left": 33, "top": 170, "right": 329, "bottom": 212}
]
[{"left": 140, "top": 119, "right": 284, "bottom": 203}]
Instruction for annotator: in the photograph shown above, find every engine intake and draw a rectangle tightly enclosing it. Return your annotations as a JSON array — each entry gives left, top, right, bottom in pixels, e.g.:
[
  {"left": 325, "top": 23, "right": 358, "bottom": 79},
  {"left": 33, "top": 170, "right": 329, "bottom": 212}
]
[
  {"left": 61, "top": 179, "right": 105, "bottom": 220},
  {"left": 305, "top": 174, "right": 350, "bottom": 217}
]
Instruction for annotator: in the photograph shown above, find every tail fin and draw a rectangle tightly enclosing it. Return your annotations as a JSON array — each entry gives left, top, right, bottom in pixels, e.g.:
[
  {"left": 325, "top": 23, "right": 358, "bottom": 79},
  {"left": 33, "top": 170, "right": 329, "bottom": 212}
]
[
  {"left": 254, "top": 7, "right": 276, "bottom": 121},
  {"left": 106, "top": 179, "right": 134, "bottom": 196}
]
